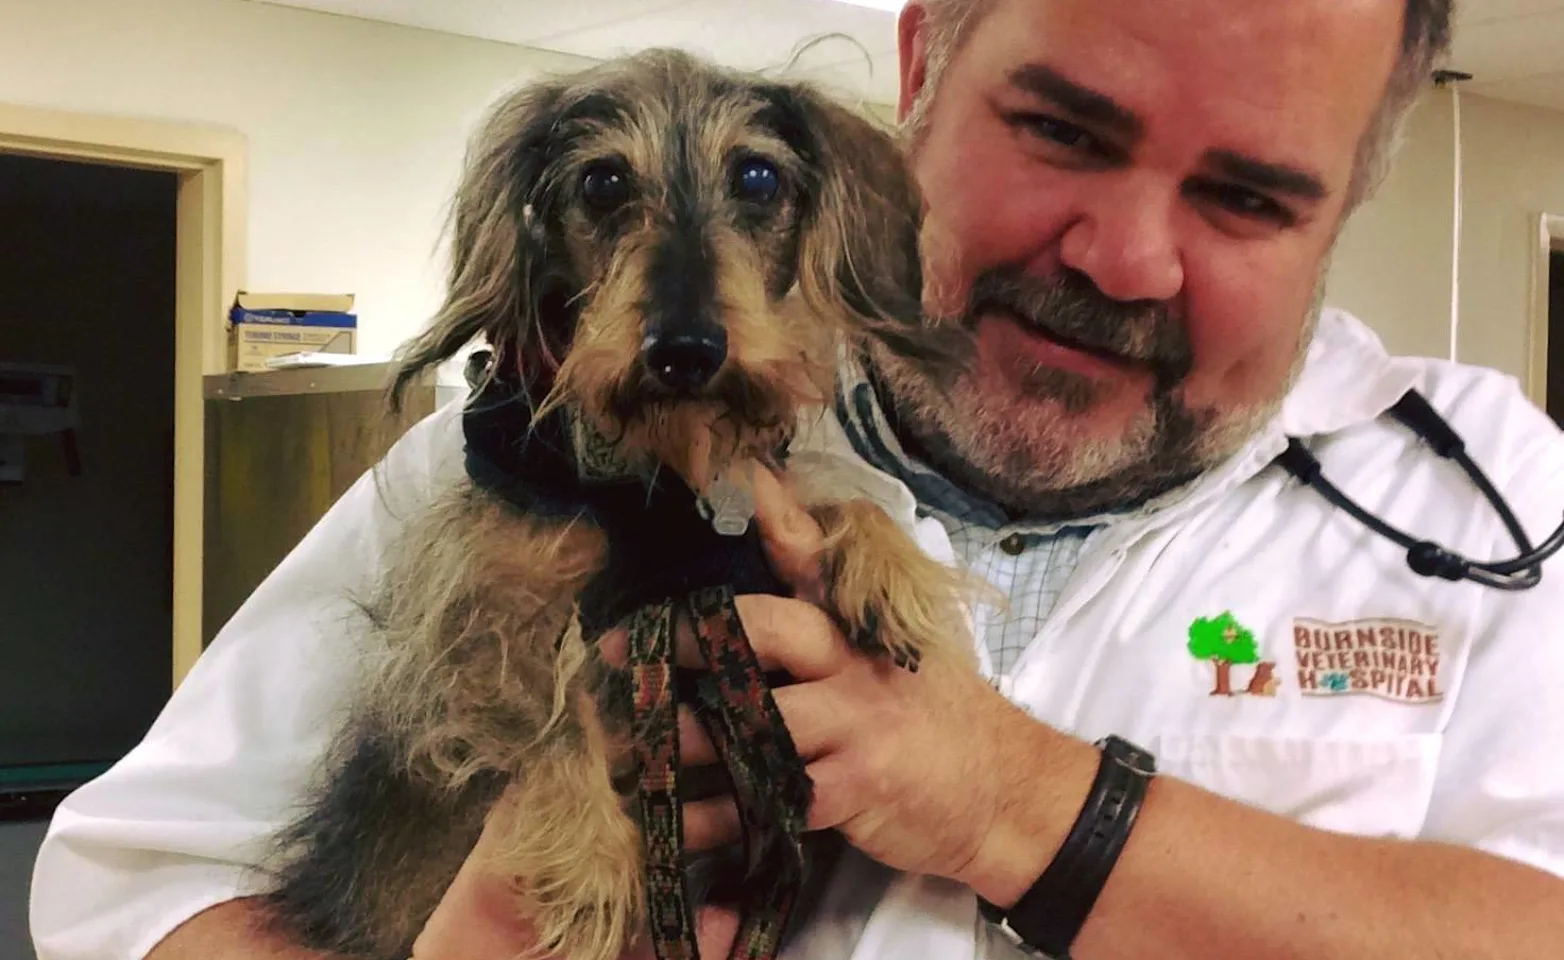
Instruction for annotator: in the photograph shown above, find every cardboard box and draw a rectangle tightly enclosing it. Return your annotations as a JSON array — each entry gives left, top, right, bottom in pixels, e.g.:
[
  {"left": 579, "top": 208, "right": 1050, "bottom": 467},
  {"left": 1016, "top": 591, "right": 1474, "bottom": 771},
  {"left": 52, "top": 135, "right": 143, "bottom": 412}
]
[{"left": 228, "top": 292, "right": 358, "bottom": 373}]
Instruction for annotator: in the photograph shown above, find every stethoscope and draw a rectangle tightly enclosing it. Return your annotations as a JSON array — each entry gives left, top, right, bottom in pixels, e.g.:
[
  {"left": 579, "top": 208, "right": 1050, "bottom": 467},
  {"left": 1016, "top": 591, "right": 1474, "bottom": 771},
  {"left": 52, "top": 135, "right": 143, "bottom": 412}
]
[{"left": 1275, "top": 389, "right": 1564, "bottom": 591}]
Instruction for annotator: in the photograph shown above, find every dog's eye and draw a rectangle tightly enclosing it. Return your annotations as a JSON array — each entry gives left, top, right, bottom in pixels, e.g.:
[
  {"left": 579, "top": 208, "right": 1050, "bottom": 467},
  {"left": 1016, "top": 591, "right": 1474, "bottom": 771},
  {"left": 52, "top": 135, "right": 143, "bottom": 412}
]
[
  {"left": 733, "top": 157, "right": 781, "bottom": 204},
  {"left": 581, "top": 164, "right": 631, "bottom": 213}
]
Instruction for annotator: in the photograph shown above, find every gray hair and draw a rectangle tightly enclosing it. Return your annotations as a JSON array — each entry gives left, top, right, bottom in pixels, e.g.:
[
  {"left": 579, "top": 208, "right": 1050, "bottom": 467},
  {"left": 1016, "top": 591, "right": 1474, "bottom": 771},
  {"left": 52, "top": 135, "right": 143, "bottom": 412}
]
[{"left": 902, "top": 0, "right": 1456, "bottom": 209}]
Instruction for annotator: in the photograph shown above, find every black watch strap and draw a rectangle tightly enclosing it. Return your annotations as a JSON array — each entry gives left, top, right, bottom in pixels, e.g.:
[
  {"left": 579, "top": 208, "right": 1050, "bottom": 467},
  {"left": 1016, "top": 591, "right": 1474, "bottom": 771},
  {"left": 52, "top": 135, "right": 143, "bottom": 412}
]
[{"left": 981, "top": 735, "right": 1156, "bottom": 958}]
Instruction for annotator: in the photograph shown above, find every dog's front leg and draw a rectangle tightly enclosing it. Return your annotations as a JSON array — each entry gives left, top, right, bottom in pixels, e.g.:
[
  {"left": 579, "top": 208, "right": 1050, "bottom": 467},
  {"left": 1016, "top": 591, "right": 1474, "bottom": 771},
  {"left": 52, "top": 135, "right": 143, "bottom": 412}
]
[
  {"left": 476, "top": 664, "right": 646, "bottom": 960},
  {"left": 806, "top": 499, "right": 984, "bottom": 672},
  {"left": 379, "top": 493, "right": 647, "bottom": 960}
]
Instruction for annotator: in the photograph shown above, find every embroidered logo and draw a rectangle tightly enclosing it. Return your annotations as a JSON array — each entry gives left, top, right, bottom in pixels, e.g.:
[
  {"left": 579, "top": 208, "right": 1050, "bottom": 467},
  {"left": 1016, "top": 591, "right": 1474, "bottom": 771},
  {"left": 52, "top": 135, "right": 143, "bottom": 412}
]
[
  {"left": 1293, "top": 617, "right": 1444, "bottom": 704},
  {"left": 1187, "top": 611, "right": 1279, "bottom": 697}
]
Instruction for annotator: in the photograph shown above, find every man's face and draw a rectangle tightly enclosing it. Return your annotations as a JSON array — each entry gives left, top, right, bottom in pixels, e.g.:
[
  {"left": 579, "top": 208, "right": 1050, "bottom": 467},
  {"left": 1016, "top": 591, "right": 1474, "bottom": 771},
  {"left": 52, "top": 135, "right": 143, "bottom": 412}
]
[{"left": 878, "top": 0, "right": 1402, "bottom": 518}]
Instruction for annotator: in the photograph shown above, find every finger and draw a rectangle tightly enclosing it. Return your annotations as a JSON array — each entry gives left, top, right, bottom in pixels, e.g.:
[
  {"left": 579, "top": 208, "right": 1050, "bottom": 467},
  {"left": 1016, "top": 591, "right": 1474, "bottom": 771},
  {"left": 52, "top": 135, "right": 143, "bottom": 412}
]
[
  {"left": 731, "top": 594, "right": 853, "bottom": 679},
  {"left": 412, "top": 807, "right": 539, "bottom": 960},
  {"left": 597, "top": 625, "right": 629, "bottom": 668},
  {"left": 682, "top": 794, "right": 742, "bottom": 852},
  {"left": 670, "top": 607, "right": 707, "bottom": 669},
  {"left": 601, "top": 609, "right": 708, "bottom": 670},
  {"left": 670, "top": 595, "right": 849, "bottom": 683},
  {"left": 749, "top": 462, "right": 827, "bottom": 603},
  {"left": 799, "top": 753, "right": 859, "bottom": 833},
  {"left": 768, "top": 681, "right": 845, "bottom": 761},
  {"left": 694, "top": 904, "right": 741, "bottom": 957},
  {"left": 623, "top": 904, "right": 740, "bottom": 960},
  {"left": 677, "top": 705, "right": 716, "bottom": 768}
]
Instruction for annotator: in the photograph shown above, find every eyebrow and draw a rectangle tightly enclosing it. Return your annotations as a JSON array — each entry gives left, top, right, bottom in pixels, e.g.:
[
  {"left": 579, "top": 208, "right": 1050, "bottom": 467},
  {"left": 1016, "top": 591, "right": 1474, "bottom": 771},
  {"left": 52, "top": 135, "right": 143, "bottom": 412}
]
[
  {"left": 1005, "top": 64, "right": 1144, "bottom": 141},
  {"left": 1204, "top": 150, "right": 1328, "bottom": 202}
]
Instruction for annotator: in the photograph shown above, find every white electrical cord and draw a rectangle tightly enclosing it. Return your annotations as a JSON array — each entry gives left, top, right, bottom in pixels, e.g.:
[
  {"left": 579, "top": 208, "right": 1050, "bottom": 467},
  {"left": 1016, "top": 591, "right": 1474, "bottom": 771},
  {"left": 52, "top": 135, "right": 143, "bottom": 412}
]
[{"left": 1449, "top": 79, "right": 1464, "bottom": 363}]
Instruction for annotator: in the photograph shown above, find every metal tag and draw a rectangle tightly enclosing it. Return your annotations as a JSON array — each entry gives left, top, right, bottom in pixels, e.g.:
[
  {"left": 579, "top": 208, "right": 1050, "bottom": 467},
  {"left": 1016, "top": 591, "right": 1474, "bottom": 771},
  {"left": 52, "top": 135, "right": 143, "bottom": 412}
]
[
  {"left": 572, "top": 414, "right": 633, "bottom": 484},
  {"left": 698, "top": 470, "right": 756, "bottom": 537}
]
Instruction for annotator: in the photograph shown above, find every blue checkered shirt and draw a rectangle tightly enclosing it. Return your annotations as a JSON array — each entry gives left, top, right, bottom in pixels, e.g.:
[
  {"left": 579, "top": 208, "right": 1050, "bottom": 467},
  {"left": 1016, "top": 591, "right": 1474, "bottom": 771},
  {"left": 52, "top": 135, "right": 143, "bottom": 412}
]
[{"left": 831, "top": 359, "right": 1101, "bottom": 676}]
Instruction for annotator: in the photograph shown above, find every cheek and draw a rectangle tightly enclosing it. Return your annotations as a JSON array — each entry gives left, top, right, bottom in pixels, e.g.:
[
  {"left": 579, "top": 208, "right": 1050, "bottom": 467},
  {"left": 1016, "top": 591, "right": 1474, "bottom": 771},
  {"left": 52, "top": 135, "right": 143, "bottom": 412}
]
[
  {"left": 754, "top": 210, "right": 803, "bottom": 300},
  {"left": 1180, "top": 242, "right": 1323, "bottom": 405},
  {"left": 916, "top": 156, "right": 1080, "bottom": 313}
]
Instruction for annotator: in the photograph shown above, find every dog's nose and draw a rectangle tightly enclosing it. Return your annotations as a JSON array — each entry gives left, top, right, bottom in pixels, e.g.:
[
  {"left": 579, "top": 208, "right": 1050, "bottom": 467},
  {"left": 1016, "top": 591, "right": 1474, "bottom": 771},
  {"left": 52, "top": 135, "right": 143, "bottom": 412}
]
[{"left": 642, "top": 331, "right": 727, "bottom": 392}]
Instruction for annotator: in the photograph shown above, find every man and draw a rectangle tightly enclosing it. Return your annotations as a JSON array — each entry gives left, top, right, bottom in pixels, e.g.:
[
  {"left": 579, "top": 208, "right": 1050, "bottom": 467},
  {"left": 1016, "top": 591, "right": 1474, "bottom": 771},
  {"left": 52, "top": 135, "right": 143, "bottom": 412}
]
[{"left": 30, "top": 0, "right": 1564, "bottom": 958}]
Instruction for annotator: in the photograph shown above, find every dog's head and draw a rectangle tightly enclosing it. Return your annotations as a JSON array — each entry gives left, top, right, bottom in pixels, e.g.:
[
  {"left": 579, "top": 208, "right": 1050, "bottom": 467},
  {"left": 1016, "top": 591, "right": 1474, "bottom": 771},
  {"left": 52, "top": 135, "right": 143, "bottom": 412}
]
[{"left": 392, "top": 48, "right": 956, "bottom": 492}]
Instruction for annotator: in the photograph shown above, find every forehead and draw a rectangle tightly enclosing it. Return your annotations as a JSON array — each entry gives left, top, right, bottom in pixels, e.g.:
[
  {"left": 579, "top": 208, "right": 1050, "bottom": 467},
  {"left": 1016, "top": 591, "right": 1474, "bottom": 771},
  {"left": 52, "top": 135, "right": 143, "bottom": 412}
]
[
  {"left": 553, "top": 70, "right": 799, "bottom": 180},
  {"left": 960, "top": 0, "right": 1404, "bottom": 190}
]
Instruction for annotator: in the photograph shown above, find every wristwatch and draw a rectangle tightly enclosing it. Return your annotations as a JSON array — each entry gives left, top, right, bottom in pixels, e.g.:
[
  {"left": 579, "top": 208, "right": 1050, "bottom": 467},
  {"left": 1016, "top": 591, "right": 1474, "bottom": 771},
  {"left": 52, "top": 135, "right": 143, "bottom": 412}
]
[{"left": 981, "top": 735, "right": 1157, "bottom": 959}]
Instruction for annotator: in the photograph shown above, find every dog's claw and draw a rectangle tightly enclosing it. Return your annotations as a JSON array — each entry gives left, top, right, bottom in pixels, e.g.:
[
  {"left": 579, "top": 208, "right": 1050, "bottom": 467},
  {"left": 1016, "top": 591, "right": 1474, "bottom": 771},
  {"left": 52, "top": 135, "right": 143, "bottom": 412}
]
[{"left": 844, "top": 606, "right": 924, "bottom": 674}]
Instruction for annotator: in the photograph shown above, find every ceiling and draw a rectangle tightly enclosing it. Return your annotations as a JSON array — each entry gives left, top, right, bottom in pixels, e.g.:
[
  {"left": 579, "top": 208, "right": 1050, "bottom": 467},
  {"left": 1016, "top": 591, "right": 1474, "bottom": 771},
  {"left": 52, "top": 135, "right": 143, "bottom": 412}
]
[
  {"left": 251, "top": 0, "right": 906, "bottom": 104},
  {"left": 252, "top": 0, "right": 1564, "bottom": 113}
]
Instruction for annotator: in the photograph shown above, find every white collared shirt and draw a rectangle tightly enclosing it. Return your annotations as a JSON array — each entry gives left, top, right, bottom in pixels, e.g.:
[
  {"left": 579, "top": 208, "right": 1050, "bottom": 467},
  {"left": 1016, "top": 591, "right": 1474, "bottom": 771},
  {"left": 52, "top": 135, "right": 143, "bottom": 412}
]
[{"left": 29, "top": 309, "right": 1564, "bottom": 960}]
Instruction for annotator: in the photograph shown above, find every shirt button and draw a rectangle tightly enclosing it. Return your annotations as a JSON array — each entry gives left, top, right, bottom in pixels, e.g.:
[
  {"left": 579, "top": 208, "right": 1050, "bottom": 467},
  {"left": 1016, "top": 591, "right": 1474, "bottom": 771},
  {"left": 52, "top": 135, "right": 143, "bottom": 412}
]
[{"left": 1000, "top": 533, "right": 1026, "bottom": 556}]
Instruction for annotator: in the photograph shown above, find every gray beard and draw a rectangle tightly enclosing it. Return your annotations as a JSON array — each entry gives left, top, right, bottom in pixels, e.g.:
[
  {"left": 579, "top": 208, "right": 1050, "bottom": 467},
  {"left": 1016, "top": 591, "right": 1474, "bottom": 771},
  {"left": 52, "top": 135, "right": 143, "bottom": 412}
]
[{"left": 864, "top": 281, "right": 1324, "bottom": 524}]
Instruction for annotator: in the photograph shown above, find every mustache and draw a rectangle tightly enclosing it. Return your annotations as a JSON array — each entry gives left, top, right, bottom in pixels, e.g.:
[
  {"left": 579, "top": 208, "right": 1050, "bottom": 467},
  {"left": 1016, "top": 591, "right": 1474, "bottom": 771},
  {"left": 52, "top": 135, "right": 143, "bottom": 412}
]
[{"left": 960, "top": 266, "right": 1194, "bottom": 386}]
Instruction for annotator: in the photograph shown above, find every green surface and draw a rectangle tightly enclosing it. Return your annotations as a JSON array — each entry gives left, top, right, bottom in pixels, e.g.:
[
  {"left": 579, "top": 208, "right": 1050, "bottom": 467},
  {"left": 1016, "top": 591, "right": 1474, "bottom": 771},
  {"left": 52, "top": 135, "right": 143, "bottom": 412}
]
[{"left": 0, "top": 761, "right": 113, "bottom": 790}]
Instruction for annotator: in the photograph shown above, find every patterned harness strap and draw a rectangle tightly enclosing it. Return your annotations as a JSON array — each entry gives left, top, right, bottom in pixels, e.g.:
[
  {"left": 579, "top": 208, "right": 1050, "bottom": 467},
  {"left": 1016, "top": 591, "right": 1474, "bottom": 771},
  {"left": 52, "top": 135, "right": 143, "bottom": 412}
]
[
  {"left": 623, "top": 585, "right": 813, "bottom": 960},
  {"left": 624, "top": 600, "right": 700, "bottom": 960},
  {"left": 684, "top": 585, "right": 811, "bottom": 959}
]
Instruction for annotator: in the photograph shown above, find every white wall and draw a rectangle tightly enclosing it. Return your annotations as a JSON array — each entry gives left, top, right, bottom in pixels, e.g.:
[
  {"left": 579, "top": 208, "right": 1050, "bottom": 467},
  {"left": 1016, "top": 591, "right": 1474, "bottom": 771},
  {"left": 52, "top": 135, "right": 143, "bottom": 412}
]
[
  {"left": 1326, "top": 88, "right": 1564, "bottom": 392},
  {"left": 3, "top": 0, "right": 1562, "bottom": 386},
  {"left": 0, "top": 0, "right": 597, "bottom": 360}
]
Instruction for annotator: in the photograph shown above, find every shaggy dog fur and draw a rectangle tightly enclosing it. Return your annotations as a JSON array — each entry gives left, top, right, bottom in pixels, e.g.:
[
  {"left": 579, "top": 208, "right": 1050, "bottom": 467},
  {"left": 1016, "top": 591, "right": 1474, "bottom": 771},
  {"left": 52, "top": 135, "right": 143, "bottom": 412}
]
[{"left": 255, "top": 47, "right": 982, "bottom": 960}]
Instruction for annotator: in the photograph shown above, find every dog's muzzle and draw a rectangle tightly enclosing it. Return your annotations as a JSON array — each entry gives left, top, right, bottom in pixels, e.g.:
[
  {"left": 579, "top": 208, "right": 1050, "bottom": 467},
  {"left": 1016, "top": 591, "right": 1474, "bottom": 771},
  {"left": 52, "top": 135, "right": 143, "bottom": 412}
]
[{"left": 640, "top": 326, "right": 727, "bottom": 394}]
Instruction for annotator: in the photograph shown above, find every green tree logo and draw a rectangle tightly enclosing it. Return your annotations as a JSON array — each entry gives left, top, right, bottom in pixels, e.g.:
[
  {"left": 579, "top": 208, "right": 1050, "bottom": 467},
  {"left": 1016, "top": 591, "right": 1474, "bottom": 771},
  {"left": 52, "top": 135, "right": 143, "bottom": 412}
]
[{"left": 1187, "top": 612, "right": 1278, "bottom": 697}]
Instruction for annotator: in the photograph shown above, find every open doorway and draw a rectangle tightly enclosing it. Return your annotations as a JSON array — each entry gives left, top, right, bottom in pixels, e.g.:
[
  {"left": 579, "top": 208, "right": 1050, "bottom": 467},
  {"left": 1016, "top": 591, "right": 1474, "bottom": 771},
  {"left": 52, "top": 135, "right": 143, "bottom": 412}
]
[
  {"left": 1549, "top": 250, "right": 1564, "bottom": 428},
  {"left": 0, "top": 103, "right": 244, "bottom": 958},
  {"left": 0, "top": 151, "right": 180, "bottom": 790},
  {"left": 0, "top": 154, "right": 181, "bottom": 960},
  {"left": 1533, "top": 213, "right": 1564, "bottom": 428}
]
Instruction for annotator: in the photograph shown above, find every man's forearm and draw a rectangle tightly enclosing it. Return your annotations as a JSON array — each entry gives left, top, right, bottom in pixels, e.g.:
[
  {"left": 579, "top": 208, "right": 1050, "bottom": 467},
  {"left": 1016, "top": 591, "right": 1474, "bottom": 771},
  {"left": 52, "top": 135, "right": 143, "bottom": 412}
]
[
  {"left": 145, "top": 898, "right": 346, "bottom": 960},
  {"left": 965, "top": 726, "right": 1564, "bottom": 959}
]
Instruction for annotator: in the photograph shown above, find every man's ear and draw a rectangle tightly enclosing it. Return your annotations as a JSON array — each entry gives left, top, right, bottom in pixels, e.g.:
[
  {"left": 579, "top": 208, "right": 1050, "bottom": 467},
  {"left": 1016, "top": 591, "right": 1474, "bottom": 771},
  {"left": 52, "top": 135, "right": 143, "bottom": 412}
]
[{"left": 897, "top": 1, "right": 931, "bottom": 124}]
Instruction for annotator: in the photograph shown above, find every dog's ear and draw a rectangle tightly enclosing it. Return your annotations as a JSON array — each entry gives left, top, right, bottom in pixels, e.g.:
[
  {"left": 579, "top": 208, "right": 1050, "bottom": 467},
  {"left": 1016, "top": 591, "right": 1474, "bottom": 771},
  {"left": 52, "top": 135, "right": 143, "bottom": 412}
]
[
  {"left": 388, "top": 81, "right": 573, "bottom": 411},
  {"left": 757, "top": 84, "right": 961, "bottom": 370}
]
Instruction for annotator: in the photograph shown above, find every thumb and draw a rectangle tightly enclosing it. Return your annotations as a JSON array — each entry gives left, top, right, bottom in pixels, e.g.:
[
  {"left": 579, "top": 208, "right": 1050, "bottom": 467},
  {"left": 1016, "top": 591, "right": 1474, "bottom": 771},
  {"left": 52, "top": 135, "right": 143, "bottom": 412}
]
[
  {"left": 412, "top": 833, "right": 540, "bottom": 960},
  {"left": 749, "top": 463, "right": 826, "bottom": 606},
  {"left": 621, "top": 904, "right": 741, "bottom": 959}
]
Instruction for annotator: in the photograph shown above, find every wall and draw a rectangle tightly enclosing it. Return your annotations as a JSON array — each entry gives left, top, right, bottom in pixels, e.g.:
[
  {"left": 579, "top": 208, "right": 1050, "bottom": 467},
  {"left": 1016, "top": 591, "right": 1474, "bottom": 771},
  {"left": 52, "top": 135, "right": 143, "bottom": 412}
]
[
  {"left": 0, "top": 0, "right": 597, "bottom": 362},
  {"left": 3, "top": 0, "right": 1562, "bottom": 384},
  {"left": 1326, "top": 88, "right": 1564, "bottom": 389},
  {"left": 0, "top": 153, "right": 179, "bottom": 960}
]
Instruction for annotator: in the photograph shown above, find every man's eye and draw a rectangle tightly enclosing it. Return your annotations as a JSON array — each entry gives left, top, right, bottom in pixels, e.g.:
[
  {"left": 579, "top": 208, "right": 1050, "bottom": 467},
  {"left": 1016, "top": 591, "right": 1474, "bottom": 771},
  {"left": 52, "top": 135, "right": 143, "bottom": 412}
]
[
  {"left": 1010, "top": 113, "right": 1100, "bottom": 153},
  {"left": 1195, "top": 182, "right": 1296, "bottom": 227}
]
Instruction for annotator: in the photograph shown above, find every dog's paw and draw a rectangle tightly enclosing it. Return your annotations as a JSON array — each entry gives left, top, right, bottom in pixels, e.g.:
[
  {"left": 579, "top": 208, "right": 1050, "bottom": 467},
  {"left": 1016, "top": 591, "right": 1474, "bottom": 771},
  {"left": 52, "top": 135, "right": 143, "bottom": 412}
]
[
  {"left": 516, "top": 817, "right": 645, "bottom": 960},
  {"left": 810, "top": 499, "right": 977, "bottom": 673},
  {"left": 486, "top": 742, "right": 647, "bottom": 960},
  {"left": 834, "top": 570, "right": 968, "bottom": 674}
]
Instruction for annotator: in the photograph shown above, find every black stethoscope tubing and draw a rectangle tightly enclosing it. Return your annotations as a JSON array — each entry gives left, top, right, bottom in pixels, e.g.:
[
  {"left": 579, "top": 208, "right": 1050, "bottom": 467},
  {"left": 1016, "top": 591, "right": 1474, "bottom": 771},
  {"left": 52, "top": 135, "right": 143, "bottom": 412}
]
[{"left": 1276, "top": 389, "right": 1564, "bottom": 591}]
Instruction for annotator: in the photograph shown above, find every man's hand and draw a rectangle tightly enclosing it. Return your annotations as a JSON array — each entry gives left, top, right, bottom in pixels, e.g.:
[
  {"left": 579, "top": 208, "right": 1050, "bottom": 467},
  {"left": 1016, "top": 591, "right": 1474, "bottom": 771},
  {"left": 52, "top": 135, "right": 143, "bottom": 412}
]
[
  {"left": 704, "top": 468, "right": 1564, "bottom": 960},
  {"left": 669, "top": 468, "right": 1100, "bottom": 891}
]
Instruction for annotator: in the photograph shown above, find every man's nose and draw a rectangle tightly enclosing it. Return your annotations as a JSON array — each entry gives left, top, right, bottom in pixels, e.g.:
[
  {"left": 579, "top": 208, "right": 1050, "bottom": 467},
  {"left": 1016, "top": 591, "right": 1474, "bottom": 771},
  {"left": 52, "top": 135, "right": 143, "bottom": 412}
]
[{"left": 1059, "top": 175, "right": 1184, "bottom": 304}]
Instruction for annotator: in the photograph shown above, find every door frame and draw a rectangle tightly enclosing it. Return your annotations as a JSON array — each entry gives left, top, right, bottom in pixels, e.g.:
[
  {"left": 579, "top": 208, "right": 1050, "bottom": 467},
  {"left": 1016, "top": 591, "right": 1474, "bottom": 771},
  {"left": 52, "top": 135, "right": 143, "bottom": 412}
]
[
  {"left": 1527, "top": 212, "right": 1564, "bottom": 410},
  {"left": 0, "top": 101, "right": 247, "bottom": 689}
]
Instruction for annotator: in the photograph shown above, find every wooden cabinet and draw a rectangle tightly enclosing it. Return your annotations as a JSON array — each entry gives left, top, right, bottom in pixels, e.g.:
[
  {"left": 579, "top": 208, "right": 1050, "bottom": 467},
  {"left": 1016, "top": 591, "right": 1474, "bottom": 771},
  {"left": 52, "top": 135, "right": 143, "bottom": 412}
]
[{"left": 201, "top": 362, "right": 463, "bottom": 644}]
